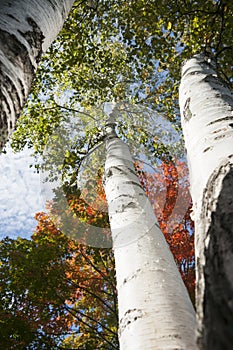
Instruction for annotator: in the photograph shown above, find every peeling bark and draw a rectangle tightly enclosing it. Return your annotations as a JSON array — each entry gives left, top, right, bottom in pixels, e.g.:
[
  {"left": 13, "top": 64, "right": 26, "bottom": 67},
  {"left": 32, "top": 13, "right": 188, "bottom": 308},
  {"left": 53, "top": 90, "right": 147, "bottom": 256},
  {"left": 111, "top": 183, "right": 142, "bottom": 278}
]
[
  {"left": 179, "top": 54, "right": 233, "bottom": 349},
  {"left": 104, "top": 136, "right": 197, "bottom": 350},
  {"left": 0, "top": 0, "right": 75, "bottom": 150}
]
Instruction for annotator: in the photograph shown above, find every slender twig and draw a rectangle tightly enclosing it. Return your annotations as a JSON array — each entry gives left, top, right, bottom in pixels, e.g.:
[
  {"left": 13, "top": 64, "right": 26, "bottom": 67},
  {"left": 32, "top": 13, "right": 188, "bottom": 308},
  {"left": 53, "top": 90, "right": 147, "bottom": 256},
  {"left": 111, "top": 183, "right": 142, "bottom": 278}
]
[
  {"left": 54, "top": 103, "right": 98, "bottom": 121},
  {"left": 63, "top": 276, "right": 116, "bottom": 315},
  {"left": 63, "top": 304, "right": 118, "bottom": 349},
  {"left": 79, "top": 247, "right": 116, "bottom": 291},
  {"left": 215, "top": 45, "right": 233, "bottom": 60},
  {"left": 70, "top": 306, "right": 117, "bottom": 336}
]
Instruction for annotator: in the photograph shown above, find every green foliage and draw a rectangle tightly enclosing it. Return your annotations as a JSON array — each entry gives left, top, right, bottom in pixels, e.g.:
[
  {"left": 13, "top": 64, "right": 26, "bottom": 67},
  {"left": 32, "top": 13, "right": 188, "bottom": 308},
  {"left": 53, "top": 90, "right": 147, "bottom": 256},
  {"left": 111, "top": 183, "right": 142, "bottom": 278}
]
[
  {"left": 0, "top": 234, "right": 71, "bottom": 349},
  {"left": 0, "top": 213, "right": 118, "bottom": 349},
  {"left": 11, "top": 0, "right": 233, "bottom": 156}
]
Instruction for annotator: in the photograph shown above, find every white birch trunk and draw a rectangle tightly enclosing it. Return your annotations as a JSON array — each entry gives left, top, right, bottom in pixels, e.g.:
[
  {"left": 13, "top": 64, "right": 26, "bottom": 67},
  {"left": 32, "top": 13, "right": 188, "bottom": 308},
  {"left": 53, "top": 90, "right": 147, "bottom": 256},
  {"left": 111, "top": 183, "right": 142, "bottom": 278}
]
[
  {"left": 0, "top": 0, "right": 75, "bottom": 149},
  {"left": 179, "top": 54, "right": 233, "bottom": 350},
  {"left": 104, "top": 135, "right": 197, "bottom": 350}
]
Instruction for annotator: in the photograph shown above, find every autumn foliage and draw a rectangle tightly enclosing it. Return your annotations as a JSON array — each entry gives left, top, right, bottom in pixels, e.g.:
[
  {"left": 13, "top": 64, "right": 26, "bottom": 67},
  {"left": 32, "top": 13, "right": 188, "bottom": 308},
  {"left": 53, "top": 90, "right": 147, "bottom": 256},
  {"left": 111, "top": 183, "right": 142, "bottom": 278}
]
[
  {"left": 53, "top": 158, "right": 195, "bottom": 301},
  {"left": 0, "top": 211, "right": 118, "bottom": 349},
  {"left": 136, "top": 160, "right": 195, "bottom": 302},
  {"left": 0, "top": 159, "right": 194, "bottom": 349},
  {"left": 57, "top": 158, "right": 195, "bottom": 300}
]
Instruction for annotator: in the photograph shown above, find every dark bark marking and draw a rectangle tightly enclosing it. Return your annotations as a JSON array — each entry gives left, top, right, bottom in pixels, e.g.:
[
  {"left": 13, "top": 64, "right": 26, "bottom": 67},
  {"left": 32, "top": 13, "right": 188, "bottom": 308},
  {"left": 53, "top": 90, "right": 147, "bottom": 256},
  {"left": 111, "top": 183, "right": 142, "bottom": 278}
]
[
  {"left": 106, "top": 169, "right": 113, "bottom": 178},
  {"left": 211, "top": 127, "right": 227, "bottom": 134},
  {"left": 115, "top": 201, "right": 138, "bottom": 214},
  {"left": 121, "top": 202, "right": 137, "bottom": 212},
  {"left": 108, "top": 194, "right": 135, "bottom": 204},
  {"left": 1, "top": 92, "right": 11, "bottom": 116},
  {"left": 125, "top": 201, "right": 137, "bottom": 209},
  {"left": 6, "top": 14, "right": 20, "bottom": 22},
  {"left": 0, "top": 29, "right": 34, "bottom": 111},
  {"left": 115, "top": 194, "right": 135, "bottom": 200},
  {"left": 17, "top": 77, "right": 26, "bottom": 100},
  {"left": 214, "top": 134, "right": 226, "bottom": 140},
  {"left": 17, "top": 22, "right": 43, "bottom": 65},
  {"left": 213, "top": 93, "right": 233, "bottom": 107},
  {"left": 182, "top": 66, "right": 202, "bottom": 77},
  {"left": 106, "top": 165, "right": 137, "bottom": 176},
  {"left": 25, "top": 17, "right": 44, "bottom": 63},
  {"left": 119, "top": 308, "right": 143, "bottom": 336},
  {"left": 208, "top": 116, "right": 233, "bottom": 126},
  {"left": 203, "top": 146, "right": 213, "bottom": 153},
  {"left": 203, "top": 74, "right": 232, "bottom": 92},
  {"left": 0, "top": 110, "right": 7, "bottom": 130},
  {"left": 183, "top": 97, "right": 192, "bottom": 121},
  {"left": 215, "top": 133, "right": 232, "bottom": 141},
  {"left": 198, "top": 165, "right": 233, "bottom": 350},
  {"left": 47, "top": 0, "right": 57, "bottom": 11},
  {"left": 124, "top": 180, "right": 143, "bottom": 189},
  {"left": 0, "top": 29, "right": 30, "bottom": 66},
  {"left": 0, "top": 17, "right": 44, "bottom": 151},
  {"left": 1, "top": 73, "right": 21, "bottom": 117},
  {"left": 123, "top": 268, "right": 141, "bottom": 284}
]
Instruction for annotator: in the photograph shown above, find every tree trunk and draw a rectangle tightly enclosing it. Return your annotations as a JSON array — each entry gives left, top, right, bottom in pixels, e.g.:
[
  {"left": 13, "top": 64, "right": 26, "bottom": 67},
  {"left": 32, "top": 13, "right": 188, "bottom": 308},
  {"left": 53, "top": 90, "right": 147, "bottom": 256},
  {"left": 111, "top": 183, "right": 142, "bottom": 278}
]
[
  {"left": 0, "top": 0, "right": 75, "bottom": 150},
  {"left": 179, "top": 54, "right": 233, "bottom": 350},
  {"left": 104, "top": 133, "right": 197, "bottom": 350}
]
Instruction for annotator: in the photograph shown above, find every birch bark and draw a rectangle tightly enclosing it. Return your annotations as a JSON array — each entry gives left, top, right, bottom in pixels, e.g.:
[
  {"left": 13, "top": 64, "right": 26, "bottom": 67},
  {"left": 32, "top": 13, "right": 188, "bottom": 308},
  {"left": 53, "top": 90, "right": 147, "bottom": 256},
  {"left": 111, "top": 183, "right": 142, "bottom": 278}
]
[
  {"left": 179, "top": 54, "right": 233, "bottom": 350},
  {"left": 0, "top": 0, "right": 75, "bottom": 150},
  {"left": 104, "top": 128, "right": 197, "bottom": 350}
]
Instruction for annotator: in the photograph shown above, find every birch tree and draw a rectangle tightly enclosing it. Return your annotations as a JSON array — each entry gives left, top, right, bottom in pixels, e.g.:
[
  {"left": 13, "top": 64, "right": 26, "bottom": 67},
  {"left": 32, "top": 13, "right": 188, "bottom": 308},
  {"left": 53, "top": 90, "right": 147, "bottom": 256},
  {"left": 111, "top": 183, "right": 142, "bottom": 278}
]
[
  {"left": 0, "top": 0, "right": 75, "bottom": 150},
  {"left": 6, "top": 1, "right": 233, "bottom": 348},
  {"left": 179, "top": 53, "right": 233, "bottom": 350},
  {"left": 103, "top": 118, "right": 197, "bottom": 350}
]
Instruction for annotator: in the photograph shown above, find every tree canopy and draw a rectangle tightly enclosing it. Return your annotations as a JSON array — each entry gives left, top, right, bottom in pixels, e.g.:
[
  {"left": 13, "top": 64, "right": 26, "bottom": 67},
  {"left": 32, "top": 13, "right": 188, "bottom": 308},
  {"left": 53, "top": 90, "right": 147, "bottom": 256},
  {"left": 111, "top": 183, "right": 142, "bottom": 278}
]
[{"left": 11, "top": 0, "right": 233, "bottom": 154}]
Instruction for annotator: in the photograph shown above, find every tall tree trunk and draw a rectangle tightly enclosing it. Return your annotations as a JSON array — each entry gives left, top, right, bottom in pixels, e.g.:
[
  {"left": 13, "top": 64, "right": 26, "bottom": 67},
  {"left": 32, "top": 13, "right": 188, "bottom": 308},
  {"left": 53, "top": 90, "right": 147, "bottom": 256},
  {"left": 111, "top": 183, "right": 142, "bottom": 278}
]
[
  {"left": 104, "top": 128, "right": 197, "bottom": 350},
  {"left": 179, "top": 54, "right": 233, "bottom": 350},
  {"left": 0, "top": 0, "right": 75, "bottom": 150}
]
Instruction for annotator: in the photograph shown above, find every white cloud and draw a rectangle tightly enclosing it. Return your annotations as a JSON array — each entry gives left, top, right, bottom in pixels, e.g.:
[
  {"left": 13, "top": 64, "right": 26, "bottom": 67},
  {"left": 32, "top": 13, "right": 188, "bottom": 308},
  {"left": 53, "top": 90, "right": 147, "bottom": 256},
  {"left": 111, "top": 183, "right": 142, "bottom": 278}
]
[{"left": 0, "top": 145, "right": 44, "bottom": 240}]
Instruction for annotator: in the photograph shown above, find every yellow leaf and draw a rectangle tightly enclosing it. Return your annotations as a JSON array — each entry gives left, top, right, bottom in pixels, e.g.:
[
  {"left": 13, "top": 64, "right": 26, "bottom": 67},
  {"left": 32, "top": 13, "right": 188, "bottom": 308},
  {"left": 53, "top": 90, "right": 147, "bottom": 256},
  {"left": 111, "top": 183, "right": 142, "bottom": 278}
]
[
  {"left": 167, "top": 21, "right": 172, "bottom": 30},
  {"left": 193, "top": 16, "right": 199, "bottom": 28}
]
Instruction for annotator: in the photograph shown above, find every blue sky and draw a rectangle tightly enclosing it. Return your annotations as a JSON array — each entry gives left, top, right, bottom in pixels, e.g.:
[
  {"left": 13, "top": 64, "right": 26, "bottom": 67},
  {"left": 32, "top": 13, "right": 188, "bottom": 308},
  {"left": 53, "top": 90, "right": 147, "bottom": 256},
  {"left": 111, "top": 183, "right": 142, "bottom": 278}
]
[{"left": 0, "top": 145, "right": 44, "bottom": 241}]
